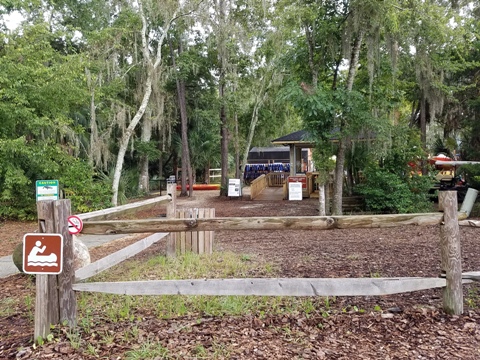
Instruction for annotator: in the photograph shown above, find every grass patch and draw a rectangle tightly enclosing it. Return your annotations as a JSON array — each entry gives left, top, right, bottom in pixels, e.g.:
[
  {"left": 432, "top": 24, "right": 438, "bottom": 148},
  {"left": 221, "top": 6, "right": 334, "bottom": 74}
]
[
  {"left": 124, "top": 341, "right": 169, "bottom": 359},
  {"left": 76, "top": 251, "right": 337, "bottom": 323},
  {"left": 0, "top": 281, "right": 35, "bottom": 318}
]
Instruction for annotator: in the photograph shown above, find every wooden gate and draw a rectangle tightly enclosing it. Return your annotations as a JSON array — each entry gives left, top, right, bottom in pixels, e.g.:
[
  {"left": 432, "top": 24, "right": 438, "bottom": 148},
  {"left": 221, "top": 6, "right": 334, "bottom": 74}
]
[{"left": 173, "top": 208, "right": 215, "bottom": 254}]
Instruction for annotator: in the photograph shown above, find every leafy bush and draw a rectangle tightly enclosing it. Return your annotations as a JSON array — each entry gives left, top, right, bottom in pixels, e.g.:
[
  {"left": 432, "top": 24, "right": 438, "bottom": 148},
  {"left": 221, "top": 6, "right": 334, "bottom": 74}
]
[
  {"left": 355, "top": 167, "right": 434, "bottom": 214},
  {"left": 0, "top": 140, "right": 112, "bottom": 219},
  {"left": 60, "top": 160, "right": 112, "bottom": 214},
  {"left": 458, "top": 164, "right": 480, "bottom": 190}
]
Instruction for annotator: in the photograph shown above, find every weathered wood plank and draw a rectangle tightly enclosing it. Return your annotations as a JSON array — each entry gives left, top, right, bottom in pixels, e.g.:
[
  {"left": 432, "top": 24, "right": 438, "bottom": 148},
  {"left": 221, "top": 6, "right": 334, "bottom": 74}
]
[
  {"left": 35, "top": 201, "right": 60, "bottom": 341},
  {"left": 73, "top": 277, "right": 454, "bottom": 296},
  {"left": 80, "top": 213, "right": 450, "bottom": 235},
  {"left": 462, "top": 271, "right": 480, "bottom": 281},
  {"left": 79, "top": 195, "right": 171, "bottom": 221},
  {"left": 440, "top": 191, "right": 463, "bottom": 315},
  {"left": 334, "top": 213, "right": 449, "bottom": 228},
  {"left": 75, "top": 233, "right": 168, "bottom": 282},
  {"left": 34, "top": 275, "right": 50, "bottom": 341},
  {"left": 207, "top": 208, "right": 215, "bottom": 254},
  {"left": 459, "top": 220, "right": 480, "bottom": 227},
  {"left": 54, "top": 200, "right": 76, "bottom": 327}
]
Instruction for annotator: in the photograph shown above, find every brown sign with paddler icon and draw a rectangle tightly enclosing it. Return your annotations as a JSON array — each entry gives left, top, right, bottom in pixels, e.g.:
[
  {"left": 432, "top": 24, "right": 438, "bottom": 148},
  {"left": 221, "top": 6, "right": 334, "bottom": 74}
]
[{"left": 23, "top": 233, "right": 63, "bottom": 275}]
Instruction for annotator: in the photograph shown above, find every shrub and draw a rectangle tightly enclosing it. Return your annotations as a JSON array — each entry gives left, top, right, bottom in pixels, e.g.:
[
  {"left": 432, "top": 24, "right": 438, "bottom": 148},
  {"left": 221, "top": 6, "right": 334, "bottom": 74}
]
[
  {"left": 355, "top": 167, "right": 434, "bottom": 214},
  {"left": 458, "top": 164, "right": 480, "bottom": 190},
  {"left": 60, "top": 160, "right": 112, "bottom": 214},
  {"left": 0, "top": 145, "right": 112, "bottom": 219}
]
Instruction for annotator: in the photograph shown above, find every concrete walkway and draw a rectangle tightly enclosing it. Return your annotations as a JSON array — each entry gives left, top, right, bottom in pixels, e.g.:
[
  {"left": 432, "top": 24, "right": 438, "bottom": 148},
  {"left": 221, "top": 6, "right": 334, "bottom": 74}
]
[{"left": 0, "top": 233, "right": 127, "bottom": 279}]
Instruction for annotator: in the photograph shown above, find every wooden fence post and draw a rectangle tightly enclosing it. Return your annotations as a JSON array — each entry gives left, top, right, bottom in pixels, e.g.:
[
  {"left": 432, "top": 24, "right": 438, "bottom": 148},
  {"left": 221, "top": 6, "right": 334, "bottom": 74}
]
[
  {"left": 35, "top": 200, "right": 76, "bottom": 341},
  {"left": 36, "top": 201, "right": 59, "bottom": 341},
  {"left": 55, "top": 200, "right": 76, "bottom": 326},
  {"left": 438, "top": 191, "right": 446, "bottom": 212},
  {"left": 440, "top": 191, "right": 463, "bottom": 315},
  {"left": 166, "top": 183, "right": 177, "bottom": 257}
]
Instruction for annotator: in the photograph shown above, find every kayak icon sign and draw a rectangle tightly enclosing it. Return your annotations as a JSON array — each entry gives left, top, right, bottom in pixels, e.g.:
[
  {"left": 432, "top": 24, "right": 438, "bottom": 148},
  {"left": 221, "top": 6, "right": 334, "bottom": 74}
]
[{"left": 23, "top": 234, "right": 63, "bottom": 275}]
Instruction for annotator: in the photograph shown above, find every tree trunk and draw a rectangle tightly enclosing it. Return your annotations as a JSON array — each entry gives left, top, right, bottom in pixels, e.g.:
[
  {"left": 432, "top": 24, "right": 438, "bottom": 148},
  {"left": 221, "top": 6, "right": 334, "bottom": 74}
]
[
  {"left": 218, "top": 0, "right": 229, "bottom": 196},
  {"left": 304, "top": 23, "right": 318, "bottom": 88},
  {"left": 174, "top": 50, "right": 193, "bottom": 197},
  {"left": 138, "top": 109, "right": 152, "bottom": 194},
  {"left": 220, "top": 97, "right": 228, "bottom": 196},
  {"left": 111, "top": 1, "right": 177, "bottom": 205},
  {"left": 112, "top": 75, "right": 153, "bottom": 205},
  {"left": 234, "top": 112, "right": 240, "bottom": 179},
  {"left": 332, "top": 139, "right": 346, "bottom": 215},
  {"left": 318, "top": 183, "right": 326, "bottom": 216},
  {"left": 420, "top": 92, "right": 427, "bottom": 175},
  {"left": 331, "top": 30, "right": 364, "bottom": 215},
  {"left": 240, "top": 73, "right": 272, "bottom": 183},
  {"left": 86, "top": 69, "right": 98, "bottom": 167}
]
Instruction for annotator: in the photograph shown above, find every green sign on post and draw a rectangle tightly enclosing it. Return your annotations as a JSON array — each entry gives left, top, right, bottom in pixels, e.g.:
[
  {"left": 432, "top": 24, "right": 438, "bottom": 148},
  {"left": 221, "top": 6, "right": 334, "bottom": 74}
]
[{"left": 36, "top": 180, "right": 59, "bottom": 201}]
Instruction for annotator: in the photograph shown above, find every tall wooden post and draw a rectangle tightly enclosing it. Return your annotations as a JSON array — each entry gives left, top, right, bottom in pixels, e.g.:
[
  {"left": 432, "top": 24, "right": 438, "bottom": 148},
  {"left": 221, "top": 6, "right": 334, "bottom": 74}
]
[
  {"left": 35, "top": 200, "right": 76, "bottom": 342},
  {"left": 440, "top": 191, "right": 463, "bottom": 315},
  {"left": 36, "top": 201, "right": 60, "bottom": 341},
  {"left": 55, "top": 200, "right": 77, "bottom": 326},
  {"left": 438, "top": 191, "right": 446, "bottom": 212},
  {"left": 166, "top": 183, "right": 177, "bottom": 257}
]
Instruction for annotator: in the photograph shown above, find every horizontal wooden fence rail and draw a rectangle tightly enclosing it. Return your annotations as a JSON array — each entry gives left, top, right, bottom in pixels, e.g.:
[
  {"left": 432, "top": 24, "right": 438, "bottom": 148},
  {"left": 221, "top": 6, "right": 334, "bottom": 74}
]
[
  {"left": 72, "top": 277, "right": 475, "bottom": 297},
  {"left": 78, "top": 195, "right": 172, "bottom": 221},
  {"left": 81, "top": 212, "right": 467, "bottom": 235}
]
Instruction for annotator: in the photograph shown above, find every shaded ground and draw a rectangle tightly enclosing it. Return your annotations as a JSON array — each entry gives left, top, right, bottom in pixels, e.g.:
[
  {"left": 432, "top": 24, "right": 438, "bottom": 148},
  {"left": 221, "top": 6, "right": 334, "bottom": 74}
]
[{"left": 1, "top": 191, "right": 480, "bottom": 359}]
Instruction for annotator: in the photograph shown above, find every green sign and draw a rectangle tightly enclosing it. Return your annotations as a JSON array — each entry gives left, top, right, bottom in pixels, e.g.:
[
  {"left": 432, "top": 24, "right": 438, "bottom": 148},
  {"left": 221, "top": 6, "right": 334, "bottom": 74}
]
[{"left": 36, "top": 180, "right": 59, "bottom": 201}]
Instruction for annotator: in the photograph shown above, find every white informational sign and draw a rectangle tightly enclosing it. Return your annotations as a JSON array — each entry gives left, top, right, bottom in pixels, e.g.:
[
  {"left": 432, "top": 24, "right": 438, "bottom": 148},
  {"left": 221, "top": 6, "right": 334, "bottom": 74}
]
[
  {"left": 36, "top": 180, "right": 59, "bottom": 201},
  {"left": 228, "top": 178, "right": 242, "bottom": 197},
  {"left": 288, "top": 182, "right": 303, "bottom": 201}
]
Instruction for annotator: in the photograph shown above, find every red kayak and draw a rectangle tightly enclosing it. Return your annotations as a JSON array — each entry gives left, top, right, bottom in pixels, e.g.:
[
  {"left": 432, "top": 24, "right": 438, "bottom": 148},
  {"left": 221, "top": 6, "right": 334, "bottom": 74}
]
[{"left": 176, "top": 184, "right": 220, "bottom": 190}]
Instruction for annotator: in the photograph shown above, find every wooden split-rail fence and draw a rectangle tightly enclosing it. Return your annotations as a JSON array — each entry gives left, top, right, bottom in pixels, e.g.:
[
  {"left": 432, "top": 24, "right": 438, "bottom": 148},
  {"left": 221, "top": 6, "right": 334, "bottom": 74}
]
[{"left": 31, "top": 185, "right": 478, "bottom": 342}]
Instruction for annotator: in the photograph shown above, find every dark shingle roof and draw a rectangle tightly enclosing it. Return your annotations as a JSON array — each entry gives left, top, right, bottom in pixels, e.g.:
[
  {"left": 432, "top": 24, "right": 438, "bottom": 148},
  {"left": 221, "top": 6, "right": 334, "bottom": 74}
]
[
  {"left": 271, "top": 130, "right": 314, "bottom": 145},
  {"left": 272, "top": 128, "right": 373, "bottom": 146}
]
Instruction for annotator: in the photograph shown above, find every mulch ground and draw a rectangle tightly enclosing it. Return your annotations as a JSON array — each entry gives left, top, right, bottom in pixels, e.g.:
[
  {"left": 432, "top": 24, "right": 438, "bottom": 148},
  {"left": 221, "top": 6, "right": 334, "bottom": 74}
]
[{"left": 1, "top": 191, "right": 480, "bottom": 359}]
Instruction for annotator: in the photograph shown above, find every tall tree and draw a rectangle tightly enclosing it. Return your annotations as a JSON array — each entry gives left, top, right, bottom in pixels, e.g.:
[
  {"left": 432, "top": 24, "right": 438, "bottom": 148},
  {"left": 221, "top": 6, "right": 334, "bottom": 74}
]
[{"left": 110, "top": 0, "right": 180, "bottom": 205}]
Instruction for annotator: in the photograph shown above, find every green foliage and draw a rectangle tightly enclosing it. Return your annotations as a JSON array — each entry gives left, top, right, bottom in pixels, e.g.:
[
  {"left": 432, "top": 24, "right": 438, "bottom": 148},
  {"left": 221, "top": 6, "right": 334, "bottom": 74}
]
[
  {"left": 311, "top": 143, "right": 335, "bottom": 184},
  {"left": 379, "top": 122, "right": 427, "bottom": 175},
  {"left": 60, "top": 160, "right": 112, "bottom": 214},
  {"left": 0, "top": 139, "right": 111, "bottom": 219},
  {"left": 0, "top": 22, "right": 103, "bottom": 219},
  {"left": 457, "top": 164, "right": 480, "bottom": 190},
  {"left": 354, "top": 121, "right": 436, "bottom": 214},
  {"left": 124, "top": 341, "right": 169, "bottom": 359},
  {"left": 135, "top": 141, "right": 162, "bottom": 161},
  {"left": 356, "top": 167, "right": 434, "bottom": 214}
]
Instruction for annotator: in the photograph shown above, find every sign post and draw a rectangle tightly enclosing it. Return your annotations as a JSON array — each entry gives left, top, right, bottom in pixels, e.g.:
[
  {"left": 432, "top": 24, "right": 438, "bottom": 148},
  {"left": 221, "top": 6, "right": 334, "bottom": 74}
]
[{"left": 33, "top": 199, "right": 76, "bottom": 342}]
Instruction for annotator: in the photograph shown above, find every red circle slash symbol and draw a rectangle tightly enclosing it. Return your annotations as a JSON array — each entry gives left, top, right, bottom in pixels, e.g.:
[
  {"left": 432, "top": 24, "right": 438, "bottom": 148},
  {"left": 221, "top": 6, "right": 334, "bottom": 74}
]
[{"left": 68, "top": 215, "right": 83, "bottom": 235}]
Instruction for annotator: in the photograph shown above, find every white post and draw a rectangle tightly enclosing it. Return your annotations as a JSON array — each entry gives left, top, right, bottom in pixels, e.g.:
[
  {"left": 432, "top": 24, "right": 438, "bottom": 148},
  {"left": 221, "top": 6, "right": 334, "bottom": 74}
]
[
  {"left": 166, "top": 183, "right": 177, "bottom": 257},
  {"left": 459, "top": 188, "right": 478, "bottom": 217}
]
